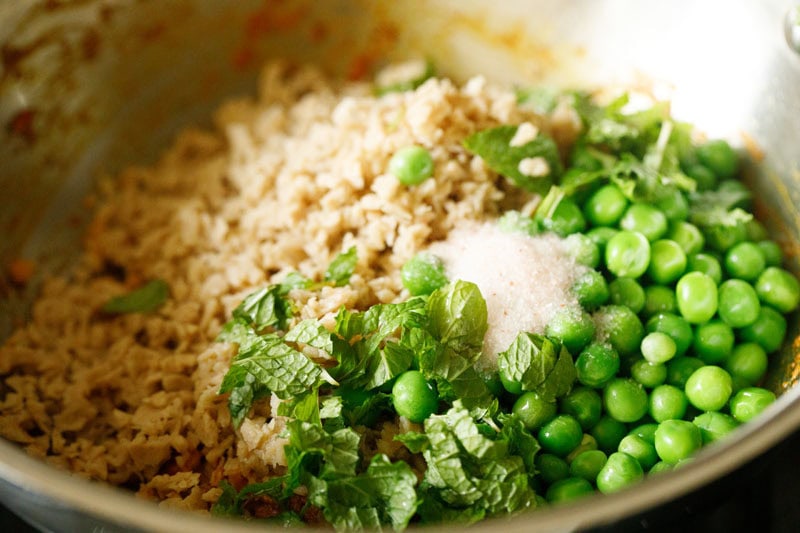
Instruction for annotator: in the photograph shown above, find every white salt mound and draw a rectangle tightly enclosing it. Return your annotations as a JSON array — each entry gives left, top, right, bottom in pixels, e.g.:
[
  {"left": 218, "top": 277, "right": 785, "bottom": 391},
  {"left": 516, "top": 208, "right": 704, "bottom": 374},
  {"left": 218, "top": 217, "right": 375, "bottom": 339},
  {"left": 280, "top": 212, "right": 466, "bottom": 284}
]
[{"left": 430, "top": 223, "right": 585, "bottom": 370}]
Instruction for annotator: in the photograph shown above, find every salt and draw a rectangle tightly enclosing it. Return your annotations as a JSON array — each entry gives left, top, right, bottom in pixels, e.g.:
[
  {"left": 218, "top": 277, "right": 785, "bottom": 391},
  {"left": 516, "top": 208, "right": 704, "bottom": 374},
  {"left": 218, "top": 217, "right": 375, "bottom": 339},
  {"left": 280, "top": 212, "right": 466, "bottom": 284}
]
[{"left": 429, "top": 222, "right": 585, "bottom": 370}]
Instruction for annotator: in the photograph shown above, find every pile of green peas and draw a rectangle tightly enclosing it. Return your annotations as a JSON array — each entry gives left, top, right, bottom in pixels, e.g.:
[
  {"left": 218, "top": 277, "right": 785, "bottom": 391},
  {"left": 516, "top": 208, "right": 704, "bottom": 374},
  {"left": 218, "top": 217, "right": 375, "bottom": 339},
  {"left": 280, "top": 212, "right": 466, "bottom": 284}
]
[
  {"left": 393, "top": 138, "right": 799, "bottom": 504},
  {"left": 503, "top": 139, "right": 799, "bottom": 502}
]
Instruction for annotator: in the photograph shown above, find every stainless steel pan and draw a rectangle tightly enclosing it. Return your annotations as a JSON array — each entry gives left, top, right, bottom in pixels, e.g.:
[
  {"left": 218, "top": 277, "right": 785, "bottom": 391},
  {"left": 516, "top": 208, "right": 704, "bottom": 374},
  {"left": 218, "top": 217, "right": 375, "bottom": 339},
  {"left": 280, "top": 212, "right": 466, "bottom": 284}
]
[{"left": 1, "top": 1, "right": 799, "bottom": 531}]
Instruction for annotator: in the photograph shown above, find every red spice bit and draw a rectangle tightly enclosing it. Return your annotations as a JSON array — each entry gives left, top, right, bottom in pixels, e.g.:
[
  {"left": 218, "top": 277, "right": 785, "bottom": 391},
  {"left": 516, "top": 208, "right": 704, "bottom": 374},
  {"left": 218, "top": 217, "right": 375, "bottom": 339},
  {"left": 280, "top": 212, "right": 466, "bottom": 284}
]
[
  {"left": 8, "top": 109, "right": 36, "bottom": 142},
  {"left": 228, "top": 472, "right": 248, "bottom": 491},
  {"left": 347, "top": 53, "right": 375, "bottom": 81},
  {"left": 233, "top": 2, "right": 308, "bottom": 70},
  {"left": 177, "top": 448, "right": 202, "bottom": 472},
  {"left": 242, "top": 495, "right": 281, "bottom": 519},
  {"left": 209, "top": 461, "right": 225, "bottom": 486},
  {"left": 231, "top": 47, "right": 255, "bottom": 70},
  {"left": 309, "top": 21, "right": 328, "bottom": 44},
  {"left": 8, "top": 259, "right": 35, "bottom": 285},
  {"left": 81, "top": 29, "right": 101, "bottom": 60}
]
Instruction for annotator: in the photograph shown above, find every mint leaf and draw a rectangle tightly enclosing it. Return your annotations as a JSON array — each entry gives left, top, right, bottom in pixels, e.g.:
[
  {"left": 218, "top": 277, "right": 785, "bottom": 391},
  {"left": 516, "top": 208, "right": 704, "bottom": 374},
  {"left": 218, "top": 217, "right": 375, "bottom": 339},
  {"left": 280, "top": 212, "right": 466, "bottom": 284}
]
[
  {"left": 463, "top": 125, "right": 562, "bottom": 194},
  {"left": 215, "top": 317, "right": 258, "bottom": 346},
  {"left": 395, "top": 431, "right": 429, "bottom": 454},
  {"left": 416, "top": 488, "right": 486, "bottom": 525},
  {"left": 426, "top": 281, "right": 487, "bottom": 360},
  {"left": 279, "top": 271, "right": 312, "bottom": 292},
  {"left": 689, "top": 188, "right": 753, "bottom": 228},
  {"left": 285, "top": 319, "right": 335, "bottom": 355},
  {"left": 364, "top": 340, "right": 414, "bottom": 390},
  {"left": 357, "top": 298, "right": 426, "bottom": 389},
  {"left": 419, "top": 402, "right": 536, "bottom": 516},
  {"left": 232, "top": 286, "right": 293, "bottom": 332},
  {"left": 309, "top": 455, "right": 419, "bottom": 531},
  {"left": 535, "top": 344, "right": 577, "bottom": 401},
  {"left": 497, "top": 332, "right": 558, "bottom": 390},
  {"left": 211, "top": 477, "right": 286, "bottom": 517},
  {"left": 278, "top": 388, "right": 321, "bottom": 425},
  {"left": 497, "top": 332, "right": 575, "bottom": 401},
  {"left": 325, "top": 247, "right": 358, "bottom": 287},
  {"left": 101, "top": 279, "right": 169, "bottom": 314},
  {"left": 497, "top": 413, "right": 541, "bottom": 475},
  {"left": 219, "top": 334, "right": 327, "bottom": 427},
  {"left": 210, "top": 480, "right": 239, "bottom": 517},
  {"left": 286, "top": 420, "right": 361, "bottom": 479}
]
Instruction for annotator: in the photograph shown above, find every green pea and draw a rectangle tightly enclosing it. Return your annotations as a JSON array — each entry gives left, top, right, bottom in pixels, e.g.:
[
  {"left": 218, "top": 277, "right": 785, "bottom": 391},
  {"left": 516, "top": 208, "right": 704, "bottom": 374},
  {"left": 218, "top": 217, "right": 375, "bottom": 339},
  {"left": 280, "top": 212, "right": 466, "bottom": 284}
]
[
  {"left": 654, "top": 188, "right": 689, "bottom": 223},
  {"left": 546, "top": 477, "right": 595, "bottom": 503},
  {"left": 725, "top": 242, "right": 766, "bottom": 281},
  {"left": 596, "top": 452, "right": 643, "bottom": 494},
  {"left": 591, "top": 415, "right": 628, "bottom": 454},
  {"left": 647, "top": 240, "right": 687, "bottom": 285},
  {"left": 684, "top": 366, "right": 733, "bottom": 412},
  {"left": 717, "top": 279, "right": 761, "bottom": 328},
  {"left": 692, "top": 412, "right": 739, "bottom": 444},
  {"left": 654, "top": 419, "right": 702, "bottom": 464},
  {"left": 593, "top": 305, "right": 645, "bottom": 356},
  {"left": 564, "top": 233, "right": 601, "bottom": 268},
  {"left": 755, "top": 267, "right": 800, "bottom": 313},
  {"left": 756, "top": 240, "right": 783, "bottom": 267},
  {"left": 538, "top": 415, "right": 584, "bottom": 457},
  {"left": 619, "top": 204, "right": 668, "bottom": 242},
  {"left": 570, "top": 449, "right": 608, "bottom": 482},
  {"left": 576, "top": 343, "right": 620, "bottom": 388},
  {"left": 685, "top": 164, "right": 717, "bottom": 191},
  {"left": 513, "top": 391, "right": 557, "bottom": 432},
  {"left": 666, "top": 357, "right": 705, "bottom": 388},
  {"left": 603, "top": 378, "right": 649, "bottom": 423},
  {"left": 745, "top": 219, "right": 769, "bottom": 242},
  {"left": 645, "top": 312, "right": 693, "bottom": 358},
  {"left": 641, "top": 332, "right": 677, "bottom": 364},
  {"left": 389, "top": 145, "right": 434, "bottom": 185},
  {"left": 630, "top": 360, "right": 667, "bottom": 388},
  {"left": 627, "top": 423, "right": 658, "bottom": 445},
  {"left": 729, "top": 387, "right": 776, "bottom": 423},
  {"left": 739, "top": 306, "right": 787, "bottom": 354},
  {"left": 696, "top": 139, "right": 739, "bottom": 179},
  {"left": 560, "top": 387, "right": 603, "bottom": 431},
  {"left": 649, "top": 461, "right": 673, "bottom": 475},
  {"left": 668, "top": 221, "right": 705, "bottom": 255},
  {"left": 605, "top": 231, "right": 651, "bottom": 279},
  {"left": 584, "top": 183, "right": 629, "bottom": 227},
  {"left": 536, "top": 453, "right": 570, "bottom": 484},
  {"left": 545, "top": 308, "right": 596, "bottom": 355},
  {"left": 586, "top": 226, "right": 619, "bottom": 253},
  {"left": 565, "top": 433, "right": 599, "bottom": 463},
  {"left": 618, "top": 434, "right": 659, "bottom": 471},
  {"left": 572, "top": 269, "right": 609, "bottom": 310},
  {"left": 724, "top": 342, "right": 768, "bottom": 386},
  {"left": 704, "top": 221, "right": 747, "bottom": 253},
  {"left": 400, "top": 252, "right": 448, "bottom": 296},
  {"left": 649, "top": 384, "right": 688, "bottom": 423},
  {"left": 608, "top": 277, "right": 646, "bottom": 314},
  {"left": 542, "top": 198, "right": 586, "bottom": 236},
  {"left": 692, "top": 320, "right": 734, "bottom": 364},
  {"left": 392, "top": 370, "right": 438, "bottom": 422},
  {"left": 676, "top": 272, "right": 718, "bottom": 324},
  {"left": 642, "top": 285, "right": 677, "bottom": 318},
  {"left": 687, "top": 253, "right": 723, "bottom": 285}
]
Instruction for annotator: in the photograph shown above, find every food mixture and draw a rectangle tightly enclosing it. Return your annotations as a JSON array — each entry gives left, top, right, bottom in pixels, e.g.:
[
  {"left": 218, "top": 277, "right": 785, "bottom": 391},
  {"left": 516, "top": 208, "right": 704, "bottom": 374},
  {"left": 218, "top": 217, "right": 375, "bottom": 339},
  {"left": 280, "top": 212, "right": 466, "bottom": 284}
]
[{"left": 1, "top": 60, "right": 798, "bottom": 529}]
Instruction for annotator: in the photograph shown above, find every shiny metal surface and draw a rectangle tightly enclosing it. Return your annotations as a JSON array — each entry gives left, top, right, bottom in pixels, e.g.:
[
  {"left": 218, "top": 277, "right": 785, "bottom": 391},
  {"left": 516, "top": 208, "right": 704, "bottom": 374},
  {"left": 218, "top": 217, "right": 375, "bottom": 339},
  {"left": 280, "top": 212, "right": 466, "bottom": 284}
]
[
  {"left": 787, "top": 5, "right": 800, "bottom": 55},
  {"left": 0, "top": 0, "right": 799, "bottom": 531}
]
